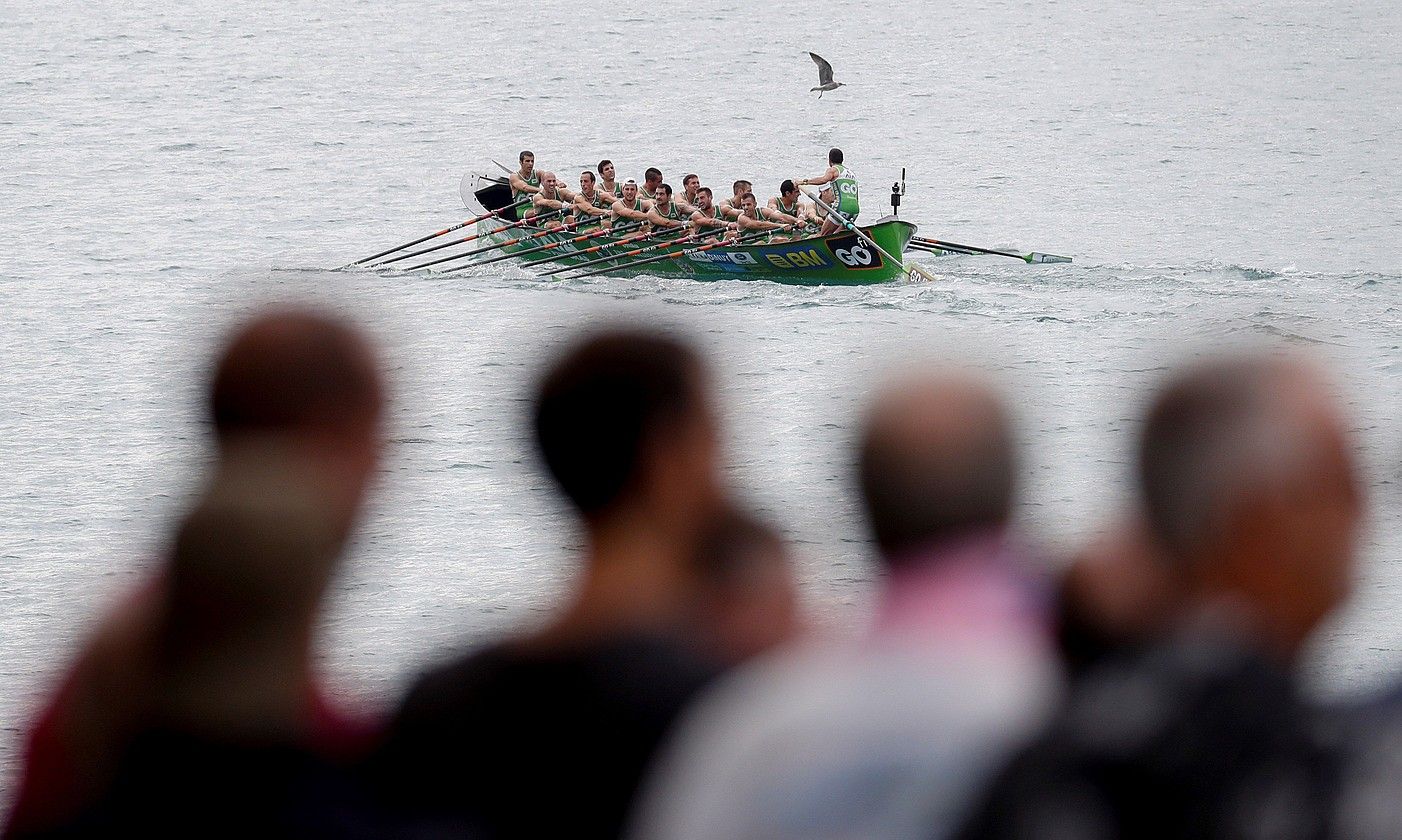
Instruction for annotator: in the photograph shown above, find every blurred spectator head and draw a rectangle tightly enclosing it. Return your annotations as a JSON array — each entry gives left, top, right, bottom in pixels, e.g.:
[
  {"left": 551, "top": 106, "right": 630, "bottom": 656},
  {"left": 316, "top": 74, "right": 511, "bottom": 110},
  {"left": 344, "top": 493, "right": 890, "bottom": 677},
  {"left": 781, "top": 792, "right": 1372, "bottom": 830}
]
[
  {"left": 164, "top": 449, "right": 343, "bottom": 660},
  {"left": 687, "top": 507, "right": 800, "bottom": 665},
  {"left": 209, "top": 308, "right": 385, "bottom": 535},
  {"left": 1057, "top": 517, "right": 1181, "bottom": 670},
  {"left": 1139, "top": 352, "right": 1362, "bottom": 656},
  {"left": 859, "top": 371, "right": 1017, "bottom": 565},
  {"left": 534, "top": 328, "right": 722, "bottom": 535}
]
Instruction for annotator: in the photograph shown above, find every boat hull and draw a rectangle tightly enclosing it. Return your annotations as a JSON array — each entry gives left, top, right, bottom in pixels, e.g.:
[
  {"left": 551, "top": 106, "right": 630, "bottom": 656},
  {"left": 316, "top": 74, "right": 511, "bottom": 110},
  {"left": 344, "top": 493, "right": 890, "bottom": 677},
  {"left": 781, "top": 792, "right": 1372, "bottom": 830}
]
[{"left": 472, "top": 217, "right": 919, "bottom": 285}]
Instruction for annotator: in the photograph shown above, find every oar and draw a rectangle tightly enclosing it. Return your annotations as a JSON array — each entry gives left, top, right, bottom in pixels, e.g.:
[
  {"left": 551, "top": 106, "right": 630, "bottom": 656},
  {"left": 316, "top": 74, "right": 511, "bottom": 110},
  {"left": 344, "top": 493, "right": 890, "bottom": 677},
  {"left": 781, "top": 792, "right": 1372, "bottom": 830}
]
[
  {"left": 907, "top": 240, "right": 980, "bottom": 256},
  {"left": 566, "top": 228, "right": 773, "bottom": 280},
  {"left": 522, "top": 223, "right": 672, "bottom": 269},
  {"left": 373, "top": 210, "right": 542, "bottom": 267},
  {"left": 912, "top": 236, "right": 1071, "bottom": 264},
  {"left": 400, "top": 211, "right": 568, "bottom": 271},
  {"left": 347, "top": 199, "right": 529, "bottom": 268},
  {"left": 537, "top": 225, "right": 694, "bottom": 277},
  {"left": 800, "top": 187, "right": 936, "bottom": 282},
  {"left": 446, "top": 221, "right": 643, "bottom": 272}
]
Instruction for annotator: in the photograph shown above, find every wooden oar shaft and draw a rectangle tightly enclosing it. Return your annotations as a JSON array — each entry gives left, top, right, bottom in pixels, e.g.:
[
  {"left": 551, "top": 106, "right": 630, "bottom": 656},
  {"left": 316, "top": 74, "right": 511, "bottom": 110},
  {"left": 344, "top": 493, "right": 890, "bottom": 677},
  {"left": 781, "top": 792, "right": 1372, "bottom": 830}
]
[
  {"left": 402, "top": 210, "right": 568, "bottom": 271},
  {"left": 537, "top": 225, "right": 692, "bottom": 276},
  {"left": 566, "top": 228, "right": 770, "bottom": 280},
  {"left": 375, "top": 212, "right": 538, "bottom": 267},
  {"left": 912, "top": 237, "right": 1023, "bottom": 260},
  {"left": 352, "top": 199, "right": 528, "bottom": 267},
  {"left": 523, "top": 224, "right": 661, "bottom": 268},
  {"left": 908, "top": 240, "right": 978, "bottom": 256},
  {"left": 912, "top": 237, "right": 1071, "bottom": 264},
  {"left": 462, "top": 221, "right": 643, "bottom": 270}
]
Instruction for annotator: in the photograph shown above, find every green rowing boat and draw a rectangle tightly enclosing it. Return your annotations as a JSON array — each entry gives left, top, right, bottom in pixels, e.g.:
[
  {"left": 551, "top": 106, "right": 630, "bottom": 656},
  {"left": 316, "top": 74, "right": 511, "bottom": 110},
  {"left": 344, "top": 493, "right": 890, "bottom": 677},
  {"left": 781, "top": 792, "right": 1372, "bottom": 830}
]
[{"left": 471, "top": 177, "right": 918, "bottom": 286}]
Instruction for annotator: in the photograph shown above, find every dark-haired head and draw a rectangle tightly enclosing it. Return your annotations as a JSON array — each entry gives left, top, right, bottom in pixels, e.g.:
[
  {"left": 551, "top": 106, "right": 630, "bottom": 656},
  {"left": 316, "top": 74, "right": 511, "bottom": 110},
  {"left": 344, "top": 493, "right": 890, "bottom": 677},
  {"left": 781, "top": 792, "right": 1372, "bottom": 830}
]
[
  {"left": 829, "top": 148, "right": 843, "bottom": 165},
  {"left": 534, "top": 328, "right": 719, "bottom": 528},
  {"left": 209, "top": 308, "right": 384, "bottom": 538},
  {"left": 211, "top": 309, "right": 383, "bottom": 444}
]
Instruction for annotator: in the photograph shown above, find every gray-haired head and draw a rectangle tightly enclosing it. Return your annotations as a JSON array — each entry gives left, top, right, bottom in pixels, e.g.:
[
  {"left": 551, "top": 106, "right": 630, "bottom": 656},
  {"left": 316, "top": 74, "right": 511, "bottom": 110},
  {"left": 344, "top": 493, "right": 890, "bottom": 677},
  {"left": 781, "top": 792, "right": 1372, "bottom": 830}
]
[{"left": 858, "top": 371, "right": 1016, "bottom": 565}]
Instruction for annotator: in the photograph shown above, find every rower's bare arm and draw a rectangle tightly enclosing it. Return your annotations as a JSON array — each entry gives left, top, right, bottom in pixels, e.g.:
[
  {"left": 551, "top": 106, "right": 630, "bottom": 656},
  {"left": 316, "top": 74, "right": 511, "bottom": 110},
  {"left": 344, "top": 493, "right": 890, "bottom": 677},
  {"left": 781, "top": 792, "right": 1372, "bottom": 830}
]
[
  {"left": 796, "top": 166, "right": 838, "bottom": 188},
  {"left": 646, "top": 209, "right": 683, "bottom": 228},
  {"left": 574, "top": 197, "right": 608, "bottom": 217},
  {"left": 689, "top": 211, "right": 725, "bottom": 229},
  {"left": 510, "top": 173, "right": 541, "bottom": 194},
  {"left": 738, "top": 215, "right": 780, "bottom": 232},
  {"left": 611, "top": 201, "right": 647, "bottom": 222},
  {"left": 761, "top": 208, "right": 800, "bottom": 226}
]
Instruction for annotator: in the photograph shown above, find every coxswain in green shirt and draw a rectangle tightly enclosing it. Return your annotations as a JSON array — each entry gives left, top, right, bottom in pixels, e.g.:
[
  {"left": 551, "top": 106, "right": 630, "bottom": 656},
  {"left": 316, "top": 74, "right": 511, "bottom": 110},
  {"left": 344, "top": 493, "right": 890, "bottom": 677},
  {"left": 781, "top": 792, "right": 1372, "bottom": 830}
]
[{"left": 796, "top": 147, "right": 859, "bottom": 236}]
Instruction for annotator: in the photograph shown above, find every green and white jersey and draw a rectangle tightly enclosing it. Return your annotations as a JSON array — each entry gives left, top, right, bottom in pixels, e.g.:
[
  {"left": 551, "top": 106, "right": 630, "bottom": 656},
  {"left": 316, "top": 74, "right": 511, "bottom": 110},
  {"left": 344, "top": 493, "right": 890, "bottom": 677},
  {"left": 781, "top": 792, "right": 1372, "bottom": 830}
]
[
  {"left": 832, "top": 164, "right": 859, "bottom": 216},
  {"left": 614, "top": 197, "right": 645, "bottom": 217},
  {"left": 512, "top": 171, "right": 540, "bottom": 205}
]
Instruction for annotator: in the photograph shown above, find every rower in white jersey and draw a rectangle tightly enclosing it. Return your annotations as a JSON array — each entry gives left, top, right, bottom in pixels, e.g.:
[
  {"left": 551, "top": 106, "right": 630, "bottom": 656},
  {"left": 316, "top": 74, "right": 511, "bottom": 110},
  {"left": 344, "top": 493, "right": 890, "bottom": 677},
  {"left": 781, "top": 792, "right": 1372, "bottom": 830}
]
[
  {"left": 639, "top": 167, "right": 663, "bottom": 201},
  {"left": 609, "top": 179, "right": 653, "bottom": 227},
  {"left": 572, "top": 170, "right": 614, "bottom": 227},
  {"left": 795, "top": 147, "right": 860, "bottom": 236},
  {"left": 768, "top": 179, "right": 820, "bottom": 229},
  {"left": 527, "top": 171, "right": 575, "bottom": 226},
  {"left": 688, "top": 187, "right": 736, "bottom": 235},
  {"left": 597, "top": 159, "right": 624, "bottom": 199},
  {"left": 644, "top": 184, "right": 690, "bottom": 231},
  {"left": 508, "top": 150, "right": 541, "bottom": 208}
]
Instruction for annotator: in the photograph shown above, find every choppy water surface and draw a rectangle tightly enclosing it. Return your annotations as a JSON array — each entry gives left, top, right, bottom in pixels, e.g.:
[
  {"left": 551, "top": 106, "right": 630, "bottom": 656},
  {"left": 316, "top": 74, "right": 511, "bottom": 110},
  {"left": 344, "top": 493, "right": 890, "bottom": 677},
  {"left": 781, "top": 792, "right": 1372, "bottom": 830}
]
[{"left": 2, "top": 0, "right": 1400, "bottom": 798}]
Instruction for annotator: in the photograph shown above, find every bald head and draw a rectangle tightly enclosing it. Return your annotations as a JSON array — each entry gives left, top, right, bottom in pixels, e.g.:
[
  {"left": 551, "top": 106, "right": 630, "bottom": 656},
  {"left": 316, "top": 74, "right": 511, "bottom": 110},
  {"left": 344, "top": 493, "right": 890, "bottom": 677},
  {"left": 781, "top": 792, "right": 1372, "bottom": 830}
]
[
  {"left": 859, "top": 373, "right": 1016, "bottom": 563},
  {"left": 210, "top": 309, "right": 383, "bottom": 443}
]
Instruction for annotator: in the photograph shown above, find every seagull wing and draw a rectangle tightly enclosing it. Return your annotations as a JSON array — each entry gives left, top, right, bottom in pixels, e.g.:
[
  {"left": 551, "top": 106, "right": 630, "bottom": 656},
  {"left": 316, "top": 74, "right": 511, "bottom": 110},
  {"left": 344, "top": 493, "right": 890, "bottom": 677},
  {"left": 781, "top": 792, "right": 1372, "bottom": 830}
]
[{"left": 808, "top": 52, "right": 835, "bottom": 86}]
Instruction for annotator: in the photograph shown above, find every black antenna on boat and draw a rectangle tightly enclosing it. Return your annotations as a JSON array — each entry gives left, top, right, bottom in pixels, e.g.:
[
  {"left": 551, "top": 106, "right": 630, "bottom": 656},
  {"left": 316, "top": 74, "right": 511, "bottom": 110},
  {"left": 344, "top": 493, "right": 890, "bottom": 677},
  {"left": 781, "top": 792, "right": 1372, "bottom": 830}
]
[{"left": 891, "top": 167, "right": 905, "bottom": 216}]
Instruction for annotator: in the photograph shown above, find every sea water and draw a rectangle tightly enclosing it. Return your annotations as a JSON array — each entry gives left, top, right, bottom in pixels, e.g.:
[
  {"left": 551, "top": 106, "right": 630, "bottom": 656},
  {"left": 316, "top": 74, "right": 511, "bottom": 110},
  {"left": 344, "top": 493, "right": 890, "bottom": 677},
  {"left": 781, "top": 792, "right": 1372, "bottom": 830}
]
[{"left": 2, "top": 0, "right": 1399, "bottom": 799}]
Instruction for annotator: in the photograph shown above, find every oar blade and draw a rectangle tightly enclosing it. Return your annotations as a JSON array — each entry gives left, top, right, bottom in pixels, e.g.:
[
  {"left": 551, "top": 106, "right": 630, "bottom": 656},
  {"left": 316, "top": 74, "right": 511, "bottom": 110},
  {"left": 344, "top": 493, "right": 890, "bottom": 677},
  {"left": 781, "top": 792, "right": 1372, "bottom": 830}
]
[{"left": 1028, "top": 252, "right": 1073, "bottom": 264}]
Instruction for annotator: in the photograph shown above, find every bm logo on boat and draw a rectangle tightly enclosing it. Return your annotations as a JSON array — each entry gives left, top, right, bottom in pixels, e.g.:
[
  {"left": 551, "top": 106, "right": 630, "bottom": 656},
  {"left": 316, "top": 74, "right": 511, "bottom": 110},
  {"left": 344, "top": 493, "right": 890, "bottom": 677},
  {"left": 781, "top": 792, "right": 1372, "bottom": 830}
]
[{"left": 685, "top": 233, "right": 883, "bottom": 271}]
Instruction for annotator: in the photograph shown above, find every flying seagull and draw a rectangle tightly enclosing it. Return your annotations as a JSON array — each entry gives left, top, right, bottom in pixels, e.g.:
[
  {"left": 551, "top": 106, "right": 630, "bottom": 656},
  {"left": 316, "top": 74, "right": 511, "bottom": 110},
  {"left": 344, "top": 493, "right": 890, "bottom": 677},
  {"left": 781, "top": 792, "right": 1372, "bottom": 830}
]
[{"left": 807, "top": 51, "right": 844, "bottom": 98}]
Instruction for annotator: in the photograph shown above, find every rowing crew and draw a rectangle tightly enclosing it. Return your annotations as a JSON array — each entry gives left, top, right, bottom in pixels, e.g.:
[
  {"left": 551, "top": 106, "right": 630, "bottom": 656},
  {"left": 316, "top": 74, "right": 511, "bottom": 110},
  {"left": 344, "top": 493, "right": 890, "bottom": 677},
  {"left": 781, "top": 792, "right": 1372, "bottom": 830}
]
[{"left": 505, "top": 148, "right": 861, "bottom": 242}]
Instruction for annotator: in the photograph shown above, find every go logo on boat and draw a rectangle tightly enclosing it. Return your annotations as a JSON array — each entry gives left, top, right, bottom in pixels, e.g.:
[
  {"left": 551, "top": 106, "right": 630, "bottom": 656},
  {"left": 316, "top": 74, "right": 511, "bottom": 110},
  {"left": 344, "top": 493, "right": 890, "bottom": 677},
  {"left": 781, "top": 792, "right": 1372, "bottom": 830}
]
[{"left": 825, "top": 234, "right": 884, "bottom": 270}]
